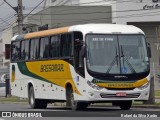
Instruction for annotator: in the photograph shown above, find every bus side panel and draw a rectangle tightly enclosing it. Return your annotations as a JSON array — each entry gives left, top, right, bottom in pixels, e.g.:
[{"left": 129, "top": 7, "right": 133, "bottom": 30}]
[
  {"left": 11, "top": 60, "right": 85, "bottom": 101},
  {"left": 34, "top": 63, "right": 77, "bottom": 100},
  {"left": 34, "top": 79, "right": 64, "bottom": 100}
]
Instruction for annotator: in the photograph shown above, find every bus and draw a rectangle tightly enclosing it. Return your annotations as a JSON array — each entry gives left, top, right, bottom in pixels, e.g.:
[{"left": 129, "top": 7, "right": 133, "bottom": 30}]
[{"left": 10, "top": 24, "right": 151, "bottom": 110}]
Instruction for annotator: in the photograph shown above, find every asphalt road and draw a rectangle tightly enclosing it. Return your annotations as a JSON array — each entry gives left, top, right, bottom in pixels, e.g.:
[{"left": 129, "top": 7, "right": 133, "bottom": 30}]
[
  {"left": 0, "top": 103, "right": 159, "bottom": 115},
  {"left": 0, "top": 103, "right": 159, "bottom": 111}
]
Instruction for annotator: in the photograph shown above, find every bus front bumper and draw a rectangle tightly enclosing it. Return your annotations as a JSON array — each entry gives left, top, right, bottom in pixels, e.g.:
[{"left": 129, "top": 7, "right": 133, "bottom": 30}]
[{"left": 76, "top": 84, "right": 150, "bottom": 102}]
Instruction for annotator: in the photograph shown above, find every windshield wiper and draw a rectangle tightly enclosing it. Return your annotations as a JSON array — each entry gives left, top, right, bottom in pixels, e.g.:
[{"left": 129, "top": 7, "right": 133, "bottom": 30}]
[
  {"left": 120, "top": 45, "right": 136, "bottom": 73},
  {"left": 106, "top": 46, "right": 118, "bottom": 73}
]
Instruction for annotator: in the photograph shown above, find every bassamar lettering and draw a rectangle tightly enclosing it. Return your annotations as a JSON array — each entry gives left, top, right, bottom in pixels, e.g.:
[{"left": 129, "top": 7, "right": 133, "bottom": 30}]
[{"left": 40, "top": 64, "right": 64, "bottom": 72}]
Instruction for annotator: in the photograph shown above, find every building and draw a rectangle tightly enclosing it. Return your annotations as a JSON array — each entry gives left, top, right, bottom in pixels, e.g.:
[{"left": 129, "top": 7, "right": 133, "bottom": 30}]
[
  {"left": 44, "top": 0, "right": 117, "bottom": 21},
  {"left": 45, "top": 0, "right": 80, "bottom": 6},
  {"left": 44, "top": 0, "right": 160, "bottom": 90},
  {"left": 44, "top": 0, "right": 115, "bottom": 6},
  {"left": 0, "top": 53, "right": 2, "bottom": 67},
  {"left": 28, "top": 6, "right": 112, "bottom": 28},
  {"left": 1, "top": 24, "right": 14, "bottom": 67}
]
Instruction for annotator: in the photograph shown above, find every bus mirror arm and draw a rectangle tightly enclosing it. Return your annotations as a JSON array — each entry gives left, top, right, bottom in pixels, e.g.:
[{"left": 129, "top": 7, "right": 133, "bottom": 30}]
[{"left": 147, "top": 42, "right": 151, "bottom": 58}]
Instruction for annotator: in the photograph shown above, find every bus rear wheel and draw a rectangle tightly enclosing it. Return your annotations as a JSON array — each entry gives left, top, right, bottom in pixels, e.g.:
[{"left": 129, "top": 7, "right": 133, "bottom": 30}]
[
  {"left": 119, "top": 101, "right": 132, "bottom": 110},
  {"left": 28, "top": 86, "right": 47, "bottom": 109}
]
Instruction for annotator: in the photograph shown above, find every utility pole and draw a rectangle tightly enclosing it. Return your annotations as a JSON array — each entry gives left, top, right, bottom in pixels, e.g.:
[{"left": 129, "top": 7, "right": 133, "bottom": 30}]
[
  {"left": 4, "top": 0, "right": 23, "bottom": 34},
  {"left": 17, "top": 0, "right": 23, "bottom": 34}
]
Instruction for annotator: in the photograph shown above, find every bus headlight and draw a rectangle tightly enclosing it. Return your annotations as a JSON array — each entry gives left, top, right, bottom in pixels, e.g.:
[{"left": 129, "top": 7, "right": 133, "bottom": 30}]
[
  {"left": 87, "top": 81, "right": 103, "bottom": 90},
  {"left": 138, "top": 81, "right": 150, "bottom": 90}
]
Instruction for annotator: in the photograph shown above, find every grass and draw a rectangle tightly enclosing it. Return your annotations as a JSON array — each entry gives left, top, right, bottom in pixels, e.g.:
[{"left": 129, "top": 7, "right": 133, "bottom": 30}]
[
  {"left": 133, "top": 101, "right": 160, "bottom": 105},
  {"left": 0, "top": 95, "right": 27, "bottom": 103},
  {"left": 155, "top": 90, "right": 160, "bottom": 97}
]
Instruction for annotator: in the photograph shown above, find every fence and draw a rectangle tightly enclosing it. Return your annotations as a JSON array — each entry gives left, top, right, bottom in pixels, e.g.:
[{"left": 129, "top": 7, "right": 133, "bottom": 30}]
[
  {"left": 0, "top": 67, "right": 9, "bottom": 97},
  {"left": 150, "top": 62, "right": 160, "bottom": 90}
]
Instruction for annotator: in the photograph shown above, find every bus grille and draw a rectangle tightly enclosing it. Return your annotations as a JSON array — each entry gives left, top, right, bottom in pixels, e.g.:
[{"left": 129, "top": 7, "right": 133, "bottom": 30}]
[
  {"left": 100, "top": 93, "right": 140, "bottom": 98},
  {"left": 106, "top": 88, "right": 135, "bottom": 90}
]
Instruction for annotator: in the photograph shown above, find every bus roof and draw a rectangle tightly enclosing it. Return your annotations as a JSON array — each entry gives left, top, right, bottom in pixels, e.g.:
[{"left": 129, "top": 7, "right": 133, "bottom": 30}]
[
  {"left": 69, "top": 24, "right": 144, "bottom": 35},
  {"left": 13, "top": 23, "right": 144, "bottom": 40}
]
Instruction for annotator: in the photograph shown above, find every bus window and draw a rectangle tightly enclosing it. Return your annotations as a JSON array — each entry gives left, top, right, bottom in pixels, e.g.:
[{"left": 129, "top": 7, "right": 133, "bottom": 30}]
[
  {"left": 21, "top": 40, "right": 29, "bottom": 60},
  {"left": 30, "top": 38, "right": 39, "bottom": 60},
  {"left": 60, "top": 34, "right": 72, "bottom": 57},
  {"left": 11, "top": 41, "right": 20, "bottom": 61},
  {"left": 50, "top": 35, "right": 60, "bottom": 58},
  {"left": 40, "top": 37, "right": 49, "bottom": 59}
]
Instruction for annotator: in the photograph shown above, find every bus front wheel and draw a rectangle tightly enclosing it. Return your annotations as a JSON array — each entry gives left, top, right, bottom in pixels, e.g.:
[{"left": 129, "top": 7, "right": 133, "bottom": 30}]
[
  {"left": 119, "top": 100, "right": 132, "bottom": 110},
  {"left": 28, "top": 86, "right": 47, "bottom": 109},
  {"left": 68, "top": 88, "right": 89, "bottom": 110},
  {"left": 66, "top": 87, "right": 80, "bottom": 110},
  {"left": 70, "top": 93, "right": 78, "bottom": 110}
]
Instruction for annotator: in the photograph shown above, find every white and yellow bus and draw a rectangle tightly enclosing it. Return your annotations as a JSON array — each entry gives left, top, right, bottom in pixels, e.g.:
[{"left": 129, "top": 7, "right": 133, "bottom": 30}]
[{"left": 10, "top": 24, "right": 151, "bottom": 110}]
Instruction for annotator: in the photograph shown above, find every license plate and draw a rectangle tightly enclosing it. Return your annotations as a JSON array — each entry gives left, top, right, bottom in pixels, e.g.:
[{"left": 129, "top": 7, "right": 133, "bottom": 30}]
[{"left": 116, "top": 92, "right": 127, "bottom": 96}]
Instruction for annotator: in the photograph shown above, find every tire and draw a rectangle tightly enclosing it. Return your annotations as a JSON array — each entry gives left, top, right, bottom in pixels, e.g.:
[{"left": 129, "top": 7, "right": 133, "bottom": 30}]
[
  {"left": 70, "top": 92, "right": 80, "bottom": 110},
  {"left": 112, "top": 102, "right": 119, "bottom": 106},
  {"left": 119, "top": 101, "right": 132, "bottom": 110},
  {"left": 80, "top": 102, "right": 90, "bottom": 109},
  {"left": 66, "top": 86, "right": 72, "bottom": 107},
  {"left": 67, "top": 87, "right": 88, "bottom": 110},
  {"left": 28, "top": 86, "right": 47, "bottom": 109}
]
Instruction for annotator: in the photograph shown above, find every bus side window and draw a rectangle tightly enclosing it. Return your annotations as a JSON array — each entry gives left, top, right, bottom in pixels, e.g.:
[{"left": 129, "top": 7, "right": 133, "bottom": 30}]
[
  {"left": 21, "top": 41, "right": 25, "bottom": 60},
  {"left": 24, "top": 40, "right": 30, "bottom": 60},
  {"left": 20, "top": 40, "right": 29, "bottom": 61},
  {"left": 50, "top": 35, "right": 60, "bottom": 58},
  {"left": 30, "top": 38, "right": 39, "bottom": 60},
  {"left": 60, "top": 34, "right": 72, "bottom": 57},
  {"left": 11, "top": 41, "right": 20, "bottom": 62},
  {"left": 40, "top": 37, "right": 49, "bottom": 59},
  {"left": 11, "top": 42, "right": 16, "bottom": 61}
]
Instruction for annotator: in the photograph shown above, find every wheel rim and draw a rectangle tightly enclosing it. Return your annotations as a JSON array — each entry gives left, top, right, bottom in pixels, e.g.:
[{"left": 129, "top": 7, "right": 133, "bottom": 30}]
[{"left": 30, "top": 90, "right": 34, "bottom": 105}]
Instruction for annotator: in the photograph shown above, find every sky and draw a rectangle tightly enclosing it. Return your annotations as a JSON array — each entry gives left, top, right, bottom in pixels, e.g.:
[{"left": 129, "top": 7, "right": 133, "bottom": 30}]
[{"left": 0, "top": 0, "right": 45, "bottom": 53}]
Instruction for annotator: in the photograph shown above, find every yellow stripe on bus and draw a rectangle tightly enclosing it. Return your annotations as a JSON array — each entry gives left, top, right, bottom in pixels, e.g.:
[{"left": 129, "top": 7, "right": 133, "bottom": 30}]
[
  {"left": 11, "top": 71, "right": 15, "bottom": 82},
  {"left": 96, "top": 78, "right": 148, "bottom": 88},
  {"left": 24, "top": 27, "right": 69, "bottom": 39},
  {"left": 25, "top": 60, "right": 81, "bottom": 95}
]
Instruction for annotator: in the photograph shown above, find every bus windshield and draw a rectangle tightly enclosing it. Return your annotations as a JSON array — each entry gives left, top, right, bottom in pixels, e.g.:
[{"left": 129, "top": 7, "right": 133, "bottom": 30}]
[{"left": 86, "top": 34, "right": 149, "bottom": 74}]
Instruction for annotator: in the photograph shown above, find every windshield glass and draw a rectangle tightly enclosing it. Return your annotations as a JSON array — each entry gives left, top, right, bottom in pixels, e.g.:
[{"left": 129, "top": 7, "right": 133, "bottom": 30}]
[{"left": 86, "top": 34, "right": 149, "bottom": 74}]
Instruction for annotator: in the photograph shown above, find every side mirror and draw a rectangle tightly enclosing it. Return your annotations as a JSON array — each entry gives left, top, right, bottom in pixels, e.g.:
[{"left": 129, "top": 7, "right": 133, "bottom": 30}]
[
  {"left": 147, "top": 42, "right": 151, "bottom": 58},
  {"left": 81, "top": 46, "right": 86, "bottom": 58}
]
